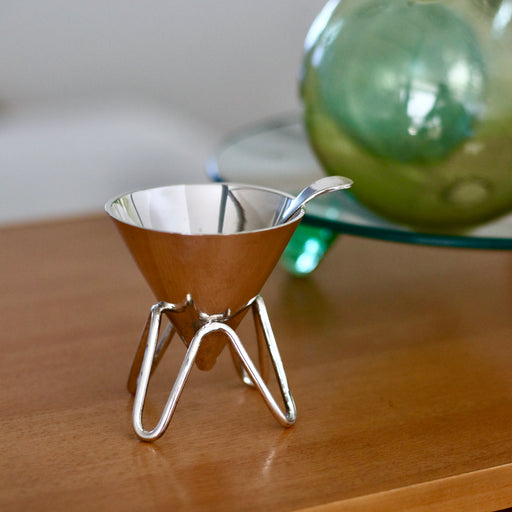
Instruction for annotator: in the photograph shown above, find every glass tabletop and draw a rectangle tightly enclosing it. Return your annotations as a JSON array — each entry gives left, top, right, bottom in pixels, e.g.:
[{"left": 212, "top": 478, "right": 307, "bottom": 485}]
[{"left": 208, "top": 113, "right": 512, "bottom": 250}]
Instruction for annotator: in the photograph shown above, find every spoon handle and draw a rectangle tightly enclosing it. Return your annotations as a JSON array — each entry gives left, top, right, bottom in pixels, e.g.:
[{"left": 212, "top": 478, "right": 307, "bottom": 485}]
[{"left": 278, "top": 175, "right": 353, "bottom": 224}]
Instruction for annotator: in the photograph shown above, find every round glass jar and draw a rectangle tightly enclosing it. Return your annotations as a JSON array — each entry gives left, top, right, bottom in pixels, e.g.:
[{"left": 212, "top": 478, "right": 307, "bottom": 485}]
[{"left": 301, "top": 0, "right": 512, "bottom": 229}]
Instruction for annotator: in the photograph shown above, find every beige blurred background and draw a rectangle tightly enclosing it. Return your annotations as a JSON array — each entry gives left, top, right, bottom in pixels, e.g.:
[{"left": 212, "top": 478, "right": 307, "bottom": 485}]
[{"left": 0, "top": 0, "right": 326, "bottom": 224}]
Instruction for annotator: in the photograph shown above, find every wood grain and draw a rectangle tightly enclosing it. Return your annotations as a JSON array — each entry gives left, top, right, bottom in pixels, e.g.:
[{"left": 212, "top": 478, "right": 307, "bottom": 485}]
[{"left": 2, "top": 215, "right": 512, "bottom": 511}]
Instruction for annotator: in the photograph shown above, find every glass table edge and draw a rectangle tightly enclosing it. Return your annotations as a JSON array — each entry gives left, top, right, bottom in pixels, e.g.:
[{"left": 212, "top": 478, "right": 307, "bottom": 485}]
[
  {"left": 206, "top": 119, "right": 512, "bottom": 251},
  {"left": 302, "top": 213, "right": 512, "bottom": 250}
]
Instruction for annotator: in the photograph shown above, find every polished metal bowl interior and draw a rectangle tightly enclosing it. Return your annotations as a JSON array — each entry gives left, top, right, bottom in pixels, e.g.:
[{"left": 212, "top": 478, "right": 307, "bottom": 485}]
[{"left": 106, "top": 183, "right": 301, "bottom": 235}]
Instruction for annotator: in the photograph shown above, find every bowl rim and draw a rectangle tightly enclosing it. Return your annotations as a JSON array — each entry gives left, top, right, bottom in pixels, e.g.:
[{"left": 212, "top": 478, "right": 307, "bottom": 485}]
[{"left": 105, "top": 182, "right": 305, "bottom": 236}]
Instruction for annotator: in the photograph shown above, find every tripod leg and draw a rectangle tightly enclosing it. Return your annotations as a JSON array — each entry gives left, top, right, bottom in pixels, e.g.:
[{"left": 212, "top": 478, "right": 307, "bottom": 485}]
[
  {"left": 132, "top": 319, "right": 221, "bottom": 441},
  {"left": 230, "top": 298, "right": 270, "bottom": 387},
  {"left": 126, "top": 307, "right": 176, "bottom": 395},
  {"left": 221, "top": 316, "right": 296, "bottom": 427}
]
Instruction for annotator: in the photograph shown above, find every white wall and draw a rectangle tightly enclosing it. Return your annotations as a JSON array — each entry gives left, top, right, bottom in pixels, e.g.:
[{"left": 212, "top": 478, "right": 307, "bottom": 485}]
[
  {"left": 0, "top": 1, "right": 325, "bottom": 131},
  {"left": 0, "top": 1, "right": 326, "bottom": 223}
]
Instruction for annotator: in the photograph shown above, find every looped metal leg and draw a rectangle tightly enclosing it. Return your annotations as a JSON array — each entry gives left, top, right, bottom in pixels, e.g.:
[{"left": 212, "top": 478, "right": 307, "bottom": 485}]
[
  {"left": 127, "top": 310, "right": 176, "bottom": 395},
  {"left": 230, "top": 297, "right": 270, "bottom": 387},
  {"left": 133, "top": 303, "right": 209, "bottom": 441},
  {"left": 222, "top": 311, "right": 296, "bottom": 427},
  {"left": 129, "top": 296, "right": 296, "bottom": 441}
]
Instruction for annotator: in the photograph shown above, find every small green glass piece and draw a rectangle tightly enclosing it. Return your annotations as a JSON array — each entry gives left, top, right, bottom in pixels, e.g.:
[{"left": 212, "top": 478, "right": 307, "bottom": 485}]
[{"left": 280, "top": 224, "right": 337, "bottom": 276}]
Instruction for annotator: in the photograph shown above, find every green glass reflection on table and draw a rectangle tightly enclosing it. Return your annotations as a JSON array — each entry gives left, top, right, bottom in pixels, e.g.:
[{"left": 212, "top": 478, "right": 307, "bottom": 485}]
[{"left": 280, "top": 224, "right": 338, "bottom": 277}]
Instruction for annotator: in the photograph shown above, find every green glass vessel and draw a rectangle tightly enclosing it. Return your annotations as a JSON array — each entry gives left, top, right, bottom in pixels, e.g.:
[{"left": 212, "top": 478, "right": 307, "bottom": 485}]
[{"left": 301, "top": 0, "right": 512, "bottom": 230}]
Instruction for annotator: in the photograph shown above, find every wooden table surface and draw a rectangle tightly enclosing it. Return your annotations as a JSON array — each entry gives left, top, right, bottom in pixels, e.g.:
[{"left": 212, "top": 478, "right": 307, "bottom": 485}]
[{"left": 2, "top": 215, "right": 512, "bottom": 511}]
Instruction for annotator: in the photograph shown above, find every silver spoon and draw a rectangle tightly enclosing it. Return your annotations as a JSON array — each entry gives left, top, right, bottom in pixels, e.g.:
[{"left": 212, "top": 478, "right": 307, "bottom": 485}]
[{"left": 277, "top": 175, "right": 353, "bottom": 225}]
